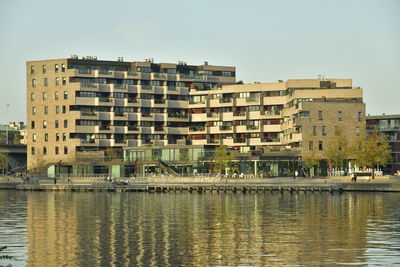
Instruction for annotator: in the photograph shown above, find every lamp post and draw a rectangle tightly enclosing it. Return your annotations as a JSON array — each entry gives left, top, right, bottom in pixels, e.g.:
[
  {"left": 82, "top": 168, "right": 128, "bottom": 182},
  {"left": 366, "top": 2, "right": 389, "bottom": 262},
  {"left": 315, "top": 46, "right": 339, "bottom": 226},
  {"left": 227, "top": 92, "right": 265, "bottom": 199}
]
[{"left": 5, "top": 104, "right": 10, "bottom": 145}]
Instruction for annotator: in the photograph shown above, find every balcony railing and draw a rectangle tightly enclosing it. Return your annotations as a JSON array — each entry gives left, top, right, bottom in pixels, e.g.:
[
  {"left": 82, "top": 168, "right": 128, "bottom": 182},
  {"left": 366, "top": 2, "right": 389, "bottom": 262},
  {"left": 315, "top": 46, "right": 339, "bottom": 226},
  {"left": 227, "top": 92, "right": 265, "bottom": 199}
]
[
  {"left": 114, "top": 112, "right": 125, "bottom": 116},
  {"left": 141, "top": 85, "right": 152, "bottom": 90},
  {"left": 115, "top": 84, "right": 127, "bottom": 89},
  {"left": 189, "top": 126, "right": 205, "bottom": 132},
  {"left": 154, "top": 99, "right": 166, "bottom": 104},
  {"left": 219, "top": 125, "right": 232, "bottom": 131},
  {"left": 207, "top": 113, "right": 219, "bottom": 118},
  {"left": 154, "top": 127, "right": 165, "bottom": 131},
  {"left": 261, "top": 138, "right": 280, "bottom": 143},
  {"left": 128, "top": 99, "right": 138, "bottom": 103},
  {"left": 246, "top": 97, "right": 259, "bottom": 102},
  {"left": 99, "top": 70, "right": 113, "bottom": 75},
  {"left": 78, "top": 69, "right": 92, "bottom": 74},
  {"left": 233, "top": 139, "right": 246, "bottom": 143},
  {"left": 81, "top": 83, "right": 98, "bottom": 88},
  {"left": 128, "top": 126, "right": 139, "bottom": 131},
  {"left": 219, "top": 98, "right": 233, "bottom": 103},
  {"left": 81, "top": 111, "right": 97, "bottom": 116},
  {"left": 81, "top": 139, "right": 95, "bottom": 144},
  {"left": 246, "top": 125, "right": 259, "bottom": 130},
  {"left": 168, "top": 114, "right": 188, "bottom": 119},
  {"left": 233, "top": 112, "right": 245, "bottom": 116},
  {"left": 99, "top": 98, "right": 111, "bottom": 102}
]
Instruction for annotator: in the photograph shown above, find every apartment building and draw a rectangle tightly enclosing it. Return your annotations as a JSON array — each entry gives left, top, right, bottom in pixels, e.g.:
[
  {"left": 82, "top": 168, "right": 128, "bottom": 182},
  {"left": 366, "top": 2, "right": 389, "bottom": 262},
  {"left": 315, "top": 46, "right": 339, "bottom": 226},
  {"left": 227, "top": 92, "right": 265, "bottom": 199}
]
[
  {"left": 27, "top": 56, "right": 365, "bottom": 177},
  {"left": 183, "top": 78, "right": 365, "bottom": 175},
  {"left": 26, "top": 56, "right": 235, "bottom": 171},
  {"left": 366, "top": 114, "right": 400, "bottom": 174}
]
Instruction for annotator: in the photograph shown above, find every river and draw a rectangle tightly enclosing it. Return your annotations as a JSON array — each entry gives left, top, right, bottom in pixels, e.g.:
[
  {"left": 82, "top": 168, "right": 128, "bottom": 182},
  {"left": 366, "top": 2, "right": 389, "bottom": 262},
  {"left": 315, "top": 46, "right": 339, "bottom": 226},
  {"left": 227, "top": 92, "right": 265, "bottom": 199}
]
[{"left": 1, "top": 191, "right": 400, "bottom": 266}]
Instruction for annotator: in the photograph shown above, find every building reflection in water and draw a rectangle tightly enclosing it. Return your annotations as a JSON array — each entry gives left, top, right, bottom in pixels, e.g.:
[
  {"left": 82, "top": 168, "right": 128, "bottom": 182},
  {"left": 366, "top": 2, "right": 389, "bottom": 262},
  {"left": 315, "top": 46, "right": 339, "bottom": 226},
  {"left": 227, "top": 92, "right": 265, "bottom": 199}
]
[{"left": 26, "top": 192, "right": 400, "bottom": 266}]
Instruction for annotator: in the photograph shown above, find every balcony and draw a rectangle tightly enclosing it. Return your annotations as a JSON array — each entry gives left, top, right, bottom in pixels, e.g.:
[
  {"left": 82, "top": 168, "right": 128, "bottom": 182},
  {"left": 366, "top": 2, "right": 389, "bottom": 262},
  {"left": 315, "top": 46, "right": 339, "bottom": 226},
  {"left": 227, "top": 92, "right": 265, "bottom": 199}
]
[
  {"left": 246, "top": 97, "right": 259, "bottom": 103},
  {"left": 80, "top": 83, "right": 98, "bottom": 89},
  {"left": 189, "top": 126, "right": 206, "bottom": 132},
  {"left": 99, "top": 97, "right": 111, "bottom": 102},
  {"left": 154, "top": 99, "right": 166, "bottom": 104},
  {"left": 207, "top": 113, "right": 220, "bottom": 118},
  {"left": 261, "top": 138, "right": 280, "bottom": 143},
  {"left": 77, "top": 69, "right": 92, "bottom": 75},
  {"left": 219, "top": 125, "right": 233, "bottom": 131},
  {"left": 127, "top": 126, "right": 139, "bottom": 131},
  {"left": 141, "top": 85, "right": 152, "bottom": 90},
  {"left": 80, "top": 111, "right": 97, "bottom": 117},
  {"left": 114, "top": 84, "right": 127, "bottom": 90},
  {"left": 234, "top": 139, "right": 246, "bottom": 143},
  {"left": 233, "top": 112, "right": 245, "bottom": 117},
  {"left": 219, "top": 98, "right": 233, "bottom": 103},
  {"left": 246, "top": 125, "right": 259, "bottom": 130},
  {"left": 154, "top": 126, "right": 166, "bottom": 132}
]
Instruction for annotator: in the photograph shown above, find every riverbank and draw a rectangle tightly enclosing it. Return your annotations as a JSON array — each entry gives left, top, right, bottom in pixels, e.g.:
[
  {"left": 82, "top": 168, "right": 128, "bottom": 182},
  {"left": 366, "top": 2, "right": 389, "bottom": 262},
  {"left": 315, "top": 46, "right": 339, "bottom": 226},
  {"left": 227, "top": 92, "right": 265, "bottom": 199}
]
[{"left": 2, "top": 176, "right": 400, "bottom": 192}]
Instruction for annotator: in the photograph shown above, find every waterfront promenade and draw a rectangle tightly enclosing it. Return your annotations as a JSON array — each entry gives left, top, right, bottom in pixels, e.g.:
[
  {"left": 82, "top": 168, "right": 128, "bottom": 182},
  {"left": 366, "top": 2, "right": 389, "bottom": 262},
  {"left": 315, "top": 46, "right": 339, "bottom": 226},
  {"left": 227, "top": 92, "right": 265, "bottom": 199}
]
[{"left": 1, "top": 175, "right": 400, "bottom": 192}]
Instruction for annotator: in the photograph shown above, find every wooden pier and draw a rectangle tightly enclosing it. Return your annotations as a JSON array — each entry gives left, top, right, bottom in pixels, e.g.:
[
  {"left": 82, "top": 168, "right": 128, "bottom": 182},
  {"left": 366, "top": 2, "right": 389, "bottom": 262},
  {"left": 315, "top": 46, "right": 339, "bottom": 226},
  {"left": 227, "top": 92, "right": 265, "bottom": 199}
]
[{"left": 16, "top": 183, "right": 348, "bottom": 193}]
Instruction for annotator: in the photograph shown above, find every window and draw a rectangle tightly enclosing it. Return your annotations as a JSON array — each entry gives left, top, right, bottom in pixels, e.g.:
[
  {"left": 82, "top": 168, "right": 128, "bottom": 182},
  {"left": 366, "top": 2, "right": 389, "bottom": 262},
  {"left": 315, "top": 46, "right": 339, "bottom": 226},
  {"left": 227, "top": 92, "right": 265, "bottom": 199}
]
[
  {"left": 32, "top": 134, "right": 36, "bottom": 142},
  {"left": 32, "top": 79, "right": 36, "bottom": 87},
  {"left": 31, "top": 121, "right": 35, "bottom": 129},
  {"left": 64, "top": 146, "right": 68, "bottom": 154},
  {"left": 356, "top": 127, "right": 360, "bottom": 135},
  {"left": 42, "top": 92, "right": 47, "bottom": 101},
  {"left": 309, "top": 141, "right": 313, "bottom": 151},
  {"left": 222, "top": 71, "right": 232, "bottom": 77},
  {"left": 43, "top": 120, "right": 47, "bottom": 129},
  {"left": 338, "top": 111, "right": 342, "bottom": 121},
  {"left": 44, "top": 78, "right": 48, "bottom": 86},
  {"left": 43, "top": 147, "right": 47, "bottom": 155},
  {"left": 358, "top": 112, "right": 362, "bottom": 122},
  {"left": 64, "top": 91, "right": 68, "bottom": 99},
  {"left": 55, "top": 64, "right": 59, "bottom": 73},
  {"left": 166, "top": 68, "right": 177, "bottom": 74},
  {"left": 62, "top": 133, "right": 67, "bottom": 141},
  {"left": 322, "top": 126, "right": 327, "bottom": 136},
  {"left": 61, "top": 64, "right": 66, "bottom": 72},
  {"left": 30, "top": 65, "right": 35, "bottom": 74},
  {"left": 55, "top": 92, "right": 59, "bottom": 100},
  {"left": 31, "top": 93, "right": 35, "bottom": 101},
  {"left": 31, "top": 147, "right": 35, "bottom": 155},
  {"left": 318, "top": 111, "right": 323, "bottom": 120},
  {"left": 55, "top": 146, "right": 59, "bottom": 155},
  {"left": 44, "top": 133, "right": 48, "bottom": 142},
  {"left": 313, "top": 126, "right": 317, "bottom": 136},
  {"left": 319, "top": 141, "right": 324, "bottom": 151},
  {"left": 42, "top": 65, "right": 46, "bottom": 74},
  {"left": 56, "top": 133, "right": 60, "bottom": 142},
  {"left": 55, "top": 77, "right": 60, "bottom": 86},
  {"left": 64, "top": 120, "right": 68, "bottom": 128},
  {"left": 55, "top": 120, "right": 59, "bottom": 128},
  {"left": 44, "top": 106, "right": 48, "bottom": 115},
  {"left": 62, "top": 77, "right": 66, "bottom": 85},
  {"left": 32, "top": 107, "right": 36, "bottom": 115},
  {"left": 62, "top": 105, "right": 66, "bottom": 114},
  {"left": 55, "top": 106, "right": 60, "bottom": 114}
]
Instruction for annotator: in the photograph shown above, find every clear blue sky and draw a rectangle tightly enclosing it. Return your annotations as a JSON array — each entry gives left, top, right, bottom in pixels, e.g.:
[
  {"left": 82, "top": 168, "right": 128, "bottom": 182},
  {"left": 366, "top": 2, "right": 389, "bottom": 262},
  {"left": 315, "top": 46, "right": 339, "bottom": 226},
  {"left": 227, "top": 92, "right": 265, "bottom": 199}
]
[{"left": 0, "top": 0, "right": 399, "bottom": 123}]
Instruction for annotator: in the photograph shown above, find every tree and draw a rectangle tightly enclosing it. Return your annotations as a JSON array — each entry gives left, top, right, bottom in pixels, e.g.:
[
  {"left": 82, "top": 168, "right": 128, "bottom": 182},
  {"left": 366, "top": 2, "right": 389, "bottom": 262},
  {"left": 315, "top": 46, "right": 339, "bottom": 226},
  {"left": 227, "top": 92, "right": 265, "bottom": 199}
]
[
  {"left": 303, "top": 149, "right": 321, "bottom": 177},
  {"left": 213, "top": 144, "right": 232, "bottom": 174},
  {"left": 351, "top": 132, "right": 392, "bottom": 179},
  {"left": 105, "top": 147, "right": 120, "bottom": 162},
  {"left": 324, "top": 127, "right": 350, "bottom": 171},
  {"left": 0, "top": 153, "right": 8, "bottom": 174}
]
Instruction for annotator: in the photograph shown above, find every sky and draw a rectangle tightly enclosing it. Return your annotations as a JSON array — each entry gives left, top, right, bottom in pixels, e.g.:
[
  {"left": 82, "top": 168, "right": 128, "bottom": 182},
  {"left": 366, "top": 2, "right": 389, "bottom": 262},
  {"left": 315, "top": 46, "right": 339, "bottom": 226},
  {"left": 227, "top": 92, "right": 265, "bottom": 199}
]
[{"left": 0, "top": 0, "right": 399, "bottom": 123}]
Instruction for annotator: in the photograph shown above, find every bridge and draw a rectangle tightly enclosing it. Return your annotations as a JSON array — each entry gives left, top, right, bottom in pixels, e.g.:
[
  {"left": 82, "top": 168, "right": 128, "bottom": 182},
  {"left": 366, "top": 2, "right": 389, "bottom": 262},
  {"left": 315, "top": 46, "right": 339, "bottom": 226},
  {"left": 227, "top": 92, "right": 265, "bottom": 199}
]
[{"left": 0, "top": 144, "right": 27, "bottom": 173}]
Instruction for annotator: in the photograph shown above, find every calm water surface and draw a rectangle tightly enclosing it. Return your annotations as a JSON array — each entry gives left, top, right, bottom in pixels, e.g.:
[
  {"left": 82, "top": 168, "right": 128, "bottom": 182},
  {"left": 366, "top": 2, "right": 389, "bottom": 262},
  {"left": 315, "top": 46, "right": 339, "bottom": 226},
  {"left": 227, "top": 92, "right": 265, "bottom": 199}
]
[{"left": 1, "top": 191, "right": 400, "bottom": 266}]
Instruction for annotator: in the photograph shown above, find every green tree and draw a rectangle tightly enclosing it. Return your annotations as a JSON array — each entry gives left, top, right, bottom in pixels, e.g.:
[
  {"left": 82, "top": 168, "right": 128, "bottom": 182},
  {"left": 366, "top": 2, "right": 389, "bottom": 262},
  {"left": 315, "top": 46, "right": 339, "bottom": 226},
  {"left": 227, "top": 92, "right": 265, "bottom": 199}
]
[
  {"left": 303, "top": 149, "right": 321, "bottom": 177},
  {"left": 324, "top": 127, "right": 350, "bottom": 171},
  {"left": 0, "top": 153, "right": 8, "bottom": 174},
  {"left": 12, "top": 133, "right": 21, "bottom": 145},
  {"left": 351, "top": 132, "right": 392, "bottom": 179},
  {"left": 213, "top": 144, "right": 232, "bottom": 174}
]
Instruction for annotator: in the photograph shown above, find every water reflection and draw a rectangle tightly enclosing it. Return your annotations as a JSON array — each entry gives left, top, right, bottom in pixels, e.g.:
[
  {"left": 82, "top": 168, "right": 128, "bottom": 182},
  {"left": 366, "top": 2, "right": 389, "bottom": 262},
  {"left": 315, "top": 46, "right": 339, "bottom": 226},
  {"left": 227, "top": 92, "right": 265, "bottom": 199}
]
[{"left": 1, "top": 191, "right": 400, "bottom": 266}]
